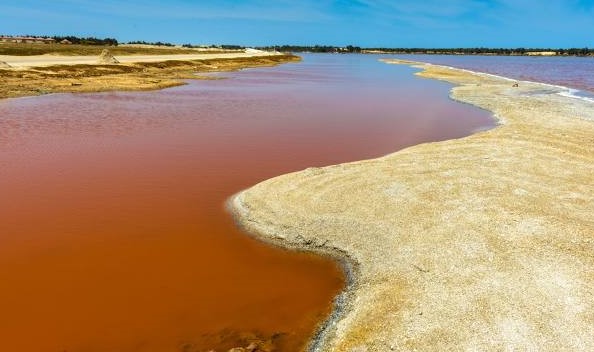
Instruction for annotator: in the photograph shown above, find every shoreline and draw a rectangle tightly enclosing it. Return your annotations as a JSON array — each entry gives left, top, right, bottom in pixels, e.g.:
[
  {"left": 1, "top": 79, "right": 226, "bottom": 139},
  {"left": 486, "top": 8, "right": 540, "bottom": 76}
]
[
  {"left": 230, "top": 59, "right": 594, "bottom": 350},
  {"left": 412, "top": 60, "right": 594, "bottom": 104},
  {"left": 385, "top": 58, "right": 594, "bottom": 105},
  {"left": 228, "top": 194, "right": 361, "bottom": 352},
  {"left": 0, "top": 52, "right": 298, "bottom": 100},
  {"left": 0, "top": 51, "right": 276, "bottom": 68}
]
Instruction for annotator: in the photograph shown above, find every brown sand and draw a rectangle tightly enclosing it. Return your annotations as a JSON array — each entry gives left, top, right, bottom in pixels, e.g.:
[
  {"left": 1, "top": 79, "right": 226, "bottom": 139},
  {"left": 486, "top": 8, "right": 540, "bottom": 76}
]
[
  {"left": 231, "top": 59, "right": 594, "bottom": 351},
  {"left": 0, "top": 52, "right": 298, "bottom": 99}
]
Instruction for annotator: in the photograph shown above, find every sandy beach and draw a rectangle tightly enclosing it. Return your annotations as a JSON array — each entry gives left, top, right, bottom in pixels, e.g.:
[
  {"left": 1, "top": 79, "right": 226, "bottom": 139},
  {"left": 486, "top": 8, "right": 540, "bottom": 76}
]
[
  {"left": 0, "top": 50, "right": 297, "bottom": 99},
  {"left": 231, "top": 59, "right": 594, "bottom": 351},
  {"left": 0, "top": 51, "right": 277, "bottom": 68}
]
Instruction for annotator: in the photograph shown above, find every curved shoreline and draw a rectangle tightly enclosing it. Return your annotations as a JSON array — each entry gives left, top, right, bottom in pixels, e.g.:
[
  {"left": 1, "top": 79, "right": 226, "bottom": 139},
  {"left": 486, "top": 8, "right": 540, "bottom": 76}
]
[
  {"left": 388, "top": 58, "right": 594, "bottom": 104},
  {"left": 420, "top": 61, "right": 594, "bottom": 105},
  {"left": 230, "top": 60, "right": 594, "bottom": 350},
  {"left": 228, "top": 194, "right": 361, "bottom": 352},
  {"left": 0, "top": 53, "right": 299, "bottom": 100}
]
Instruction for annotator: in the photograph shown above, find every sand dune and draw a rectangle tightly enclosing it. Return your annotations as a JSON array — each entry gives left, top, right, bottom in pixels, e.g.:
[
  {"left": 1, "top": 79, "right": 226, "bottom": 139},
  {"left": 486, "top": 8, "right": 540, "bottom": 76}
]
[{"left": 232, "top": 60, "right": 594, "bottom": 351}]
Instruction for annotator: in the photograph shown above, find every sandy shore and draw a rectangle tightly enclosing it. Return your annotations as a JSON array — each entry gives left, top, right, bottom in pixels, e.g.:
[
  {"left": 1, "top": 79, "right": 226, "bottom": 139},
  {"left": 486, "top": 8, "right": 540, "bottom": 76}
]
[
  {"left": 0, "top": 50, "right": 297, "bottom": 99},
  {"left": 231, "top": 60, "right": 594, "bottom": 351},
  {"left": 0, "top": 51, "right": 277, "bottom": 68}
]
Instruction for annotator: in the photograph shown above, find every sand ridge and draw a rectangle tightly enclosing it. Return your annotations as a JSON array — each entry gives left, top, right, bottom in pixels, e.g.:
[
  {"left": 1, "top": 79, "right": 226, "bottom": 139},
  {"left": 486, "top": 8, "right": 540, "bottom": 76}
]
[
  {"left": 0, "top": 51, "right": 298, "bottom": 100},
  {"left": 0, "top": 49, "right": 276, "bottom": 68},
  {"left": 231, "top": 59, "right": 594, "bottom": 351}
]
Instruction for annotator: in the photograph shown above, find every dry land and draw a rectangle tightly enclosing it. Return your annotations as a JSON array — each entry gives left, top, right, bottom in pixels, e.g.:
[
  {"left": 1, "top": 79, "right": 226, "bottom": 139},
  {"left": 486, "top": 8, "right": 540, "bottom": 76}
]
[
  {"left": 0, "top": 46, "right": 297, "bottom": 99},
  {"left": 231, "top": 60, "right": 594, "bottom": 351},
  {"left": 0, "top": 42, "right": 237, "bottom": 56}
]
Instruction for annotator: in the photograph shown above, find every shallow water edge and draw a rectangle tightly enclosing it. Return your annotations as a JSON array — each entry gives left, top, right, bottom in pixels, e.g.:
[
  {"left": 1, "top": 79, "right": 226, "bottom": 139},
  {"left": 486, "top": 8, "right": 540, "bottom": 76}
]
[{"left": 229, "top": 59, "right": 594, "bottom": 350}]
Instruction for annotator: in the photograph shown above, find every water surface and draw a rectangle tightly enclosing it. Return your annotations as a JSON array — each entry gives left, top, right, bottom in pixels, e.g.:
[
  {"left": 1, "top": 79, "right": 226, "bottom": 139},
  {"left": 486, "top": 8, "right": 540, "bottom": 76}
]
[
  {"left": 392, "top": 54, "right": 594, "bottom": 99},
  {"left": 0, "top": 54, "right": 494, "bottom": 351}
]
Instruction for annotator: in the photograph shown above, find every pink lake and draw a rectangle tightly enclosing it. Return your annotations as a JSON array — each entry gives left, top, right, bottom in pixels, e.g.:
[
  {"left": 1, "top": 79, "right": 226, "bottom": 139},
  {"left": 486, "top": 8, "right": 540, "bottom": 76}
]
[{"left": 0, "top": 54, "right": 494, "bottom": 351}]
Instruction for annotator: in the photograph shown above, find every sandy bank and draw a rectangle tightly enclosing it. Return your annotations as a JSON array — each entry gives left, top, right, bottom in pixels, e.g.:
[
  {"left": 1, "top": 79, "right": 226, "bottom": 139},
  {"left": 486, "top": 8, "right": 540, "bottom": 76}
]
[
  {"left": 0, "top": 50, "right": 275, "bottom": 68},
  {"left": 0, "top": 51, "right": 295, "bottom": 99},
  {"left": 231, "top": 60, "right": 594, "bottom": 351}
]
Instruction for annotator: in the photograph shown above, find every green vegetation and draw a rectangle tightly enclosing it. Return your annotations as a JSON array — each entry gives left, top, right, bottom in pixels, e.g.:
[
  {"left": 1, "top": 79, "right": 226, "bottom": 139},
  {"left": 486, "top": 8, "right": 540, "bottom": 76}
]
[
  {"left": 257, "top": 45, "right": 593, "bottom": 56},
  {"left": 182, "top": 44, "right": 245, "bottom": 50},
  {"left": 219, "top": 44, "right": 245, "bottom": 50},
  {"left": 362, "top": 47, "right": 594, "bottom": 56},
  {"left": 127, "top": 40, "right": 175, "bottom": 47},
  {"left": 2, "top": 34, "right": 591, "bottom": 57},
  {"left": 258, "top": 45, "right": 361, "bottom": 53},
  {"left": 52, "top": 36, "right": 118, "bottom": 46},
  {"left": 0, "top": 34, "right": 118, "bottom": 46}
]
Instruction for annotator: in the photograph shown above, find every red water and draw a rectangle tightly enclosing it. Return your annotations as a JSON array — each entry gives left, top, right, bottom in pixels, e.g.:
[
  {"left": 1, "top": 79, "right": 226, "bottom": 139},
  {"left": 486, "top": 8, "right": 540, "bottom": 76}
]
[{"left": 0, "top": 54, "right": 494, "bottom": 351}]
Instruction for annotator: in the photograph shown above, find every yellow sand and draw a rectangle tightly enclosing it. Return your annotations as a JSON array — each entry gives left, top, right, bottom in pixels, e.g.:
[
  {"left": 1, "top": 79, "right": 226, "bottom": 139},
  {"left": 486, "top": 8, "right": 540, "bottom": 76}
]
[
  {"left": 0, "top": 49, "right": 275, "bottom": 68},
  {"left": 231, "top": 60, "right": 594, "bottom": 351},
  {"left": 0, "top": 53, "right": 298, "bottom": 100}
]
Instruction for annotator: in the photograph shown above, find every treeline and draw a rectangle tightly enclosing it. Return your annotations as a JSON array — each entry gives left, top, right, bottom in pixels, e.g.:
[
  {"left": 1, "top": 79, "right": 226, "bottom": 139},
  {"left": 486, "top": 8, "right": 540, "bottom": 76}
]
[
  {"left": 5, "top": 36, "right": 591, "bottom": 56},
  {"left": 52, "top": 36, "right": 118, "bottom": 46},
  {"left": 542, "top": 48, "right": 592, "bottom": 55},
  {"left": 182, "top": 44, "right": 245, "bottom": 49},
  {"left": 0, "top": 34, "right": 118, "bottom": 45},
  {"left": 257, "top": 45, "right": 362, "bottom": 53},
  {"left": 364, "top": 47, "right": 594, "bottom": 56},
  {"left": 255, "top": 45, "right": 593, "bottom": 56},
  {"left": 127, "top": 40, "right": 174, "bottom": 47}
]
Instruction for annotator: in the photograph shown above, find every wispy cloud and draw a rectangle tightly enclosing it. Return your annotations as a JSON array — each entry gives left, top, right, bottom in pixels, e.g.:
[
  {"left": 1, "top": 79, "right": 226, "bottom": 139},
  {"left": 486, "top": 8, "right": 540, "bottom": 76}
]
[{"left": 1, "top": 0, "right": 592, "bottom": 46}]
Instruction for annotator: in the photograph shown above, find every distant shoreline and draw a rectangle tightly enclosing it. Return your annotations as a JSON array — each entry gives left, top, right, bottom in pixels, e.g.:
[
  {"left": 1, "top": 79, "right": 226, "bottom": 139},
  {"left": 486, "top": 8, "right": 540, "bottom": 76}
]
[
  {"left": 256, "top": 45, "right": 594, "bottom": 57},
  {"left": 363, "top": 50, "right": 569, "bottom": 56},
  {"left": 294, "top": 51, "right": 592, "bottom": 57}
]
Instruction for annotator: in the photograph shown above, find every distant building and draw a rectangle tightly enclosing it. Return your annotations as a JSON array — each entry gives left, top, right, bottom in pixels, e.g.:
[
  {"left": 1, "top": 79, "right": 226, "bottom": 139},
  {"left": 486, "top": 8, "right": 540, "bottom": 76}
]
[
  {"left": 0, "top": 36, "right": 56, "bottom": 44},
  {"left": 60, "top": 39, "right": 72, "bottom": 45}
]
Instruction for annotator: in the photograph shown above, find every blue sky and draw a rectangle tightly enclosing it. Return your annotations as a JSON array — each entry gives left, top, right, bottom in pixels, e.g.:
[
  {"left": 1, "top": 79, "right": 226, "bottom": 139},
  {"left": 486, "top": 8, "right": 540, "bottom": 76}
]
[{"left": 1, "top": 0, "right": 593, "bottom": 47}]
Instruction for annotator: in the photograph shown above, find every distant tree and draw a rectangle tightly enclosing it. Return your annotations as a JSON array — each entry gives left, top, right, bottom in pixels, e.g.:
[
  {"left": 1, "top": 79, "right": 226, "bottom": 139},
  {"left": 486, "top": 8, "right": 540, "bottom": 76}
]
[
  {"left": 127, "top": 40, "right": 173, "bottom": 46},
  {"left": 345, "top": 45, "right": 362, "bottom": 53},
  {"left": 251, "top": 45, "right": 593, "bottom": 56},
  {"left": 52, "top": 36, "right": 118, "bottom": 46},
  {"left": 220, "top": 44, "right": 245, "bottom": 49}
]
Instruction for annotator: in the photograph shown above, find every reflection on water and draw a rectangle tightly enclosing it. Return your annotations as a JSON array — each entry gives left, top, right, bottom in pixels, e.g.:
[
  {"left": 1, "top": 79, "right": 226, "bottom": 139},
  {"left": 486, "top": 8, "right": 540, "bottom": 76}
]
[{"left": 0, "top": 54, "right": 494, "bottom": 351}]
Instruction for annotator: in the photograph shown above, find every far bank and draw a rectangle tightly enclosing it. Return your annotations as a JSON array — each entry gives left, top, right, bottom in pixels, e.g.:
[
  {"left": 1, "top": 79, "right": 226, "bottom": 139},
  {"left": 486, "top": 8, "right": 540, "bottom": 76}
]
[{"left": 0, "top": 50, "right": 299, "bottom": 100}]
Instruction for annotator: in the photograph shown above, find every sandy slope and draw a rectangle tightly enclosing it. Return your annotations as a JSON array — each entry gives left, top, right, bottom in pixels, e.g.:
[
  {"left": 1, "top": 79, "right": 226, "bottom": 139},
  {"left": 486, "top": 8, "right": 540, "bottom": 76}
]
[
  {"left": 231, "top": 60, "right": 594, "bottom": 351},
  {"left": 0, "top": 50, "right": 276, "bottom": 68},
  {"left": 0, "top": 52, "right": 297, "bottom": 100}
]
